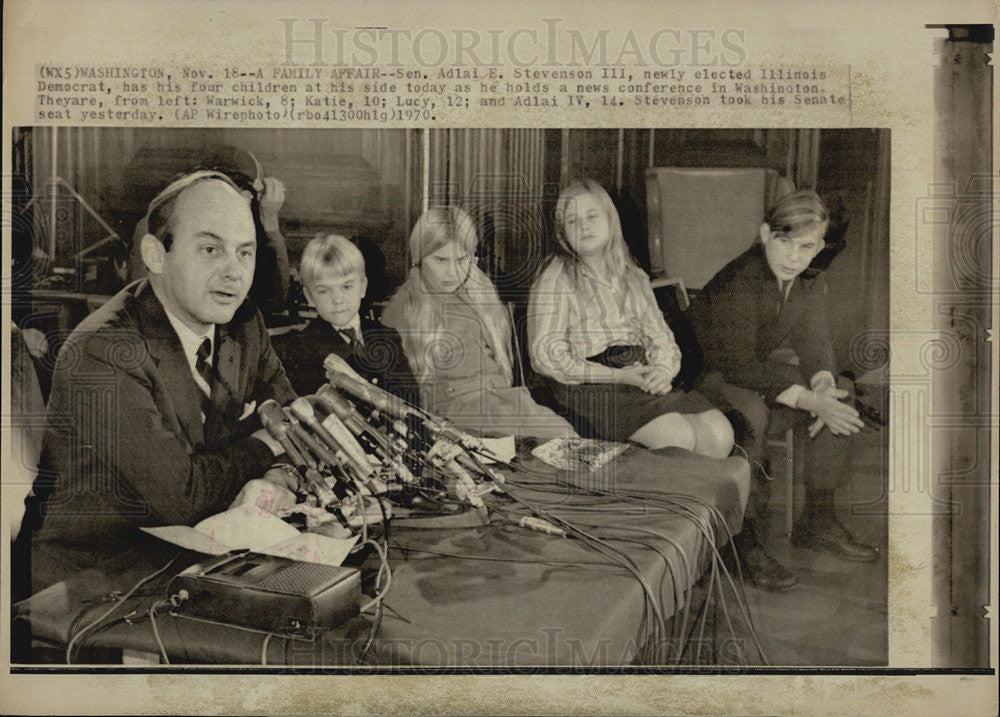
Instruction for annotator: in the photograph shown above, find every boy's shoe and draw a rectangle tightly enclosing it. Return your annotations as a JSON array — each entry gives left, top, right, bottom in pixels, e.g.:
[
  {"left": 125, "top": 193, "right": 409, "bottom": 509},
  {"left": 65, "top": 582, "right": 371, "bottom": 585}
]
[
  {"left": 790, "top": 516, "right": 878, "bottom": 562},
  {"left": 728, "top": 544, "right": 798, "bottom": 592}
]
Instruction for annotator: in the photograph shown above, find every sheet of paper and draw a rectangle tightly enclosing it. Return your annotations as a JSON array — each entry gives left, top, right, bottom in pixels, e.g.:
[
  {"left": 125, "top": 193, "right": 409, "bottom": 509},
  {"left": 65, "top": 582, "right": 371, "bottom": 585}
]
[
  {"left": 478, "top": 435, "right": 516, "bottom": 464},
  {"left": 140, "top": 525, "right": 234, "bottom": 556},
  {"left": 142, "top": 509, "right": 354, "bottom": 568},
  {"left": 192, "top": 505, "right": 301, "bottom": 552},
  {"left": 263, "top": 532, "right": 358, "bottom": 568}
]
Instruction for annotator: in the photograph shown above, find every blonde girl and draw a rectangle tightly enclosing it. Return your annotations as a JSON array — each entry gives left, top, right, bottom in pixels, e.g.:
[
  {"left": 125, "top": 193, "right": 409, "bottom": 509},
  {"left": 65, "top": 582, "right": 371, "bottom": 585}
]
[
  {"left": 382, "top": 206, "right": 575, "bottom": 440},
  {"left": 528, "top": 179, "right": 733, "bottom": 457}
]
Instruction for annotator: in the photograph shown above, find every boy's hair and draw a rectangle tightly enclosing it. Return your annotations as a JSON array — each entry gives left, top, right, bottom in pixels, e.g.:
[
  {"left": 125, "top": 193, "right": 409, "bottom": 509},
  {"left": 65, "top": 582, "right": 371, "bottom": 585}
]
[
  {"left": 765, "top": 189, "right": 830, "bottom": 238},
  {"left": 299, "top": 234, "right": 366, "bottom": 288}
]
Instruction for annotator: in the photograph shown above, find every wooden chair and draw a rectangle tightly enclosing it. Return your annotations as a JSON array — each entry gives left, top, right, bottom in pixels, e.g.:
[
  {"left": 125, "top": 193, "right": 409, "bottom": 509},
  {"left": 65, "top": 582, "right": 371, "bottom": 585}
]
[
  {"left": 769, "top": 426, "right": 800, "bottom": 535},
  {"left": 645, "top": 167, "right": 801, "bottom": 533}
]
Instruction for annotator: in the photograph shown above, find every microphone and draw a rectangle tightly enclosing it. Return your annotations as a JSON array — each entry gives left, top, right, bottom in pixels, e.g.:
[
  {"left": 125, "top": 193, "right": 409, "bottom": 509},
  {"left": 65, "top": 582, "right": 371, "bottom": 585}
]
[
  {"left": 289, "top": 397, "right": 365, "bottom": 481},
  {"left": 257, "top": 400, "right": 350, "bottom": 521},
  {"left": 300, "top": 465, "right": 354, "bottom": 528},
  {"left": 316, "top": 385, "right": 397, "bottom": 458},
  {"left": 324, "top": 353, "right": 417, "bottom": 421},
  {"left": 424, "top": 418, "right": 488, "bottom": 453},
  {"left": 423, "top": 437, "right": 498, "bottom": 508},
  {"left": 307, "top": 393, "right": 376, "bottom": 473},
  {"left": 258, "top": 399, "right": 308, "bottom": 470},
  {"left": 323, "top": 353, "right": 488, "bottom": 454},
  {"left": 316, "top": 385, "right": 417, "bottom": 485}
]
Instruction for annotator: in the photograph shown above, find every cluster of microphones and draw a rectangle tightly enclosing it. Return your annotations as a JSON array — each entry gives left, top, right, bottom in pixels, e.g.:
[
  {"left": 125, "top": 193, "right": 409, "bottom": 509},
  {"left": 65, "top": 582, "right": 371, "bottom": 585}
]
[{"left": 257, "top": 354, "right": 505, "bottom": 529}]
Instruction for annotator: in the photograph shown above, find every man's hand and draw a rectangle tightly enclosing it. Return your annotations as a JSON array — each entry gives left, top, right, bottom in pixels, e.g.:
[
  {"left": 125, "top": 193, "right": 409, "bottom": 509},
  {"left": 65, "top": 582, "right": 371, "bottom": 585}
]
[
  {"left": 232, "top": 476, "right": 298, "bottom": 514},
  {"left": 258, "top": 176, "right": 285, "bottom": 233},
  {"left": 798, "top": 389, "right": 864, "bottom": 436}
]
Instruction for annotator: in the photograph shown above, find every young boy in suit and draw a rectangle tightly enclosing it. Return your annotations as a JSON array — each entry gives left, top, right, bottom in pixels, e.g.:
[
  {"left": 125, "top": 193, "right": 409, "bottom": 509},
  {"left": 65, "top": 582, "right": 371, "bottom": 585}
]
[
  {"left": 275, "top": 234, "right": 418, "bottom": 404},
  {"left": 690, "top": 189, "right": 874, "bottom": 591}
]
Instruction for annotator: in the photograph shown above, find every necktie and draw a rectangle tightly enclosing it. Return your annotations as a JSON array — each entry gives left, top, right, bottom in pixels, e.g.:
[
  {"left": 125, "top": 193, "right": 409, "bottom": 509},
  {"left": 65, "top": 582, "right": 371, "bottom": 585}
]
[
  {"left": 340, "top": 326, "right": 360, "bottom": 346},
  {"left": 776, "top": 281, "right": 789, "bottom": 315},
  {"left": 195, "top": 338, "right": 213, "bottom": 418}
]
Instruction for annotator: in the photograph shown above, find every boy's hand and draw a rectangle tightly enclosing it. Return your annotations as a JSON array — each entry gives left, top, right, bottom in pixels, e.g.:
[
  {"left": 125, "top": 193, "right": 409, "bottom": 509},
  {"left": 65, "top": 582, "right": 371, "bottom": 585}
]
[{"left": 797, "top": 390, "right": 864, "bottom": 436}]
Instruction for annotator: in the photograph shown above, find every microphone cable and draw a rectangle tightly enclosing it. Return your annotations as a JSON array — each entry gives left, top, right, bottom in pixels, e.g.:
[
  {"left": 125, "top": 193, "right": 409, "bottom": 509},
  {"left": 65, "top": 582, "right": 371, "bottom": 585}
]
[{"left": 65, "top": 553, "right": 179, "bottom": 664}]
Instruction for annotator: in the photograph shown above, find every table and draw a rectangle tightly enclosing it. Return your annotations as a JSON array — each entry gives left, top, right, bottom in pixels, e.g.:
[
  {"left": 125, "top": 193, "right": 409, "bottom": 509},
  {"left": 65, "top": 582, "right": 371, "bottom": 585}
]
[{"left": 14, "top": 447, "right": 749, "bottom": 667}]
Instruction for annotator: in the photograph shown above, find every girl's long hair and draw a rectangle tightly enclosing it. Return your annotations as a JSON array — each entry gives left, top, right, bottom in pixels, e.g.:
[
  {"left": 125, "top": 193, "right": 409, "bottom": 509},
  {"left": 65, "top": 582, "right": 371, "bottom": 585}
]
[
  {"left": 383, "top": 206, "right": 513, "bottom": 383},
  {"left": 543, "top": 178, "right": 649, "bottom": 296}
]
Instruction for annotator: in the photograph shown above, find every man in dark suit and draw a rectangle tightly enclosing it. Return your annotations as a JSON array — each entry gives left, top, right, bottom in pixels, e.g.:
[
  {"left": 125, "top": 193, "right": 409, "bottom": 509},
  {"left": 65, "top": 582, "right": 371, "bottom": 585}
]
[
  {"left": 23, "top": 171, "right": 297, "bottom": 593},
  {"left": 273, "top": 234, "right": 418, "bottom": 405},
  {"left": 690, "top": 190, "right": 874, "bottom": 592}
]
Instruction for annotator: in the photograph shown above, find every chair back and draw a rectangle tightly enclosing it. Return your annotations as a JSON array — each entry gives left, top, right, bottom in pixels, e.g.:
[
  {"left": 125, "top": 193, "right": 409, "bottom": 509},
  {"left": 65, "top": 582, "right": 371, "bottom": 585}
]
[{"left": 645, "top": 167, "right": 791, "bottom": 290}]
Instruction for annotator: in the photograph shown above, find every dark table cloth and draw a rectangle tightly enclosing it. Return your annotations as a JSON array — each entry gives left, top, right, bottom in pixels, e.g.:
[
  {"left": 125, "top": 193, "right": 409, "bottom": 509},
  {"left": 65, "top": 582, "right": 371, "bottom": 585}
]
[{"left": 15, "top": 447, "right": 748, "bottom": 667}]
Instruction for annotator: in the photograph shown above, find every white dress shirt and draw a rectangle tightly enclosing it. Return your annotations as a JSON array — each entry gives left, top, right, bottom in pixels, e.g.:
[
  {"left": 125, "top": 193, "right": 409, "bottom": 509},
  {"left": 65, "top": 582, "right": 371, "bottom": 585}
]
[
  {"left": 162, "top": 307, "right": 214, "bottom": 398},
  {"left": 333, "top": 314, "right": 364, "bottom": 346}
]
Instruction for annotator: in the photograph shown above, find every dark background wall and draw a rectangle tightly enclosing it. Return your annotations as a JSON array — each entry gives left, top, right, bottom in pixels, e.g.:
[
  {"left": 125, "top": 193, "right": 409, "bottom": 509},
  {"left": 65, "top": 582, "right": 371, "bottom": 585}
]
[{"left": 11, "top": 126, "right": 889, "bottom": 378}]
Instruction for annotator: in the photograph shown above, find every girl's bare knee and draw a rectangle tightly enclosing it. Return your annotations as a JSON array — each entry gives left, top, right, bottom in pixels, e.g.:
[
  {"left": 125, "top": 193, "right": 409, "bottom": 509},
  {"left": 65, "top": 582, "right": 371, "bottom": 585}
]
[
  {"left": 711, "top": 410, "right": 735, "bottom": 452},
  {"left": 693, "top": 410, "right": 734, "bottom": 458},
  {"left": 629, "top": 413, "right": 696, "bottom": 451}
]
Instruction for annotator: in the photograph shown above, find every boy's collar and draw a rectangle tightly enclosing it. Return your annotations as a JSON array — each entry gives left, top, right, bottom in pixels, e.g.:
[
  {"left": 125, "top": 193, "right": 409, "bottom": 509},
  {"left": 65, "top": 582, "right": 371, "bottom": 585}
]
[{"left": 326, "top": 313, "right": 362, "bottom": 336}]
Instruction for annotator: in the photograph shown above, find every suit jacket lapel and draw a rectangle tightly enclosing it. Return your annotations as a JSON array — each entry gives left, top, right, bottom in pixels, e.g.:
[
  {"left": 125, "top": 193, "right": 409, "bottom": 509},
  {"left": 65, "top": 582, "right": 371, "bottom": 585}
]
[
  {"left": 197, "top": 324, "right": 242, "bottom": 447},
  {"left": 134, "top": 282, "right": 206, "bottom": 448},
  {"left": 359, "top": 317, "right": 378, "bottom": 344}
]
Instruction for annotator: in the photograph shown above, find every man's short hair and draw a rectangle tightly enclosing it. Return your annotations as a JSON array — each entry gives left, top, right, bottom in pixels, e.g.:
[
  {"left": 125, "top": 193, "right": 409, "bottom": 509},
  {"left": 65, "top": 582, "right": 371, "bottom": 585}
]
[
  {"left": 145, "top": 170, "right": 245, "bottom": 251},
  {"left": 299, "top": 234, "right": 365, "bottom": 288}
]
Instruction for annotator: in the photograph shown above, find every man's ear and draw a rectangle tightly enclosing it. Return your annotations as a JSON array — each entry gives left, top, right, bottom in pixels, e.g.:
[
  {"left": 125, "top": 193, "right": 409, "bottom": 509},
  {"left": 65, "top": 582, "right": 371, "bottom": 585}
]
[
  {"left": 302, "top": 286, "right": 315, "bottom": 308},
  {"left": 359, "top": 274, "right": 369, "bottom": 296},
  {"left": 758, "top": 223, "right": 772, "bottom": 245},
  {"left": 140, "top": 234, "right": 166, "bottom": 275}
]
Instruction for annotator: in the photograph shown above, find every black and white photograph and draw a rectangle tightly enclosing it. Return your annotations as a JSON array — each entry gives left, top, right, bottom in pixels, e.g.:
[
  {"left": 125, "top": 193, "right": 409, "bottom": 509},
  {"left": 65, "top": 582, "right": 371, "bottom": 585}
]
[
  {"left": 9, "top": 126, "right": 890, "bottom": 667},
  {"left": 1, "top": 1, "right": 995, "bottom": 715}
]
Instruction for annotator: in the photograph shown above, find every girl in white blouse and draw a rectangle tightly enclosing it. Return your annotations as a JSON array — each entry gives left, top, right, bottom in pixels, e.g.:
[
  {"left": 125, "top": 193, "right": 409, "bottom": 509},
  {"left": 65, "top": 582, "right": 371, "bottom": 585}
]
[{"left": 528, "top": 179, "right": 733, "bottom": 457}]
